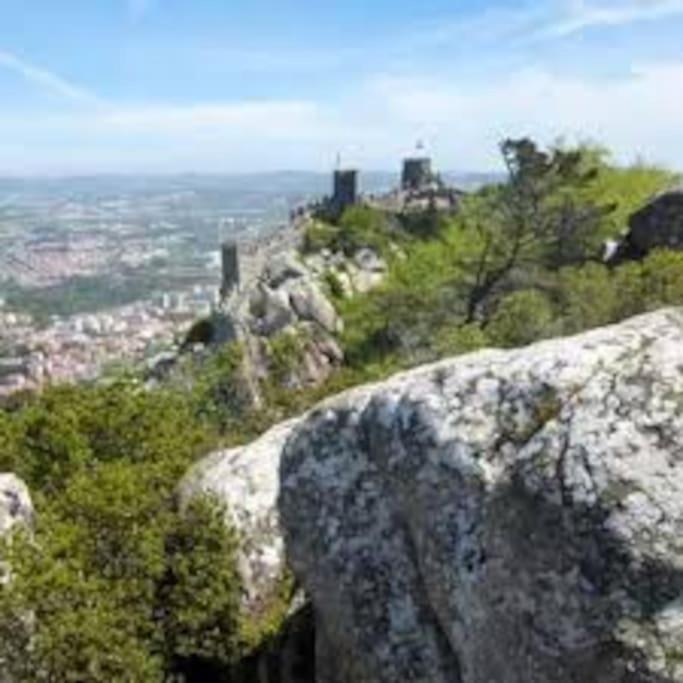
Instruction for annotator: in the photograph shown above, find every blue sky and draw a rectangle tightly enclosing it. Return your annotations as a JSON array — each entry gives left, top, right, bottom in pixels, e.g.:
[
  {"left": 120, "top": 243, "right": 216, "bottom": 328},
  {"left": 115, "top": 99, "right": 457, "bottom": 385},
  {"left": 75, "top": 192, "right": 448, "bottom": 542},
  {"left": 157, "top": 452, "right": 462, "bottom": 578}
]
[{"left": 1, "top": 0, "right": 683, "bottom": 174}]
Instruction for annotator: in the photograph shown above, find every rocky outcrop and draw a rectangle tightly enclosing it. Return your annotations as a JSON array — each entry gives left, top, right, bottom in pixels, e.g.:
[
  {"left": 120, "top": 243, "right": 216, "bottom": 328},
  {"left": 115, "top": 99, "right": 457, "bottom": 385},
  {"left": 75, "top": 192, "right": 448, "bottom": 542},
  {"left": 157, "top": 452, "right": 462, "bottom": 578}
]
[
  {"left": 226, "top": 248, "right": 346, "bottom": 391},
  {"left": 608, "top": 187, "right": 683, "bottom": 263},
  {"left": 277, "top": 308, "right": 683, "bottom": 682},
  {"left": 303, "top": 247, "right": 388, "bottom": 296}
]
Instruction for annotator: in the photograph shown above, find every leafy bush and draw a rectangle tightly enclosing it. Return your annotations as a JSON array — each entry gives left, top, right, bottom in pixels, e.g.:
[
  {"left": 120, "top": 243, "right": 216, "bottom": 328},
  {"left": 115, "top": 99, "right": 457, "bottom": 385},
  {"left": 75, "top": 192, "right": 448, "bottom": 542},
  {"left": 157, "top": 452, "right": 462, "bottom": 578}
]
[
  {"left": 0, "top": 137, "right": 678, "bottom": 682},
  {"left": 303, "top": 206, "right": 395, "bottom": 257},
  {"left": 641, "top": 249, "right": 683, "bottom": 308},
  {"left": 266, "top": 329, "right": 308, "bottom": 385},
  {"left": 334, "top": 141, "right": 678, "bottom": 371},
  {"left": 0, "top": 377, "right": 245, "bottom": 682},
  {"left": 0, "top": 485, "right": 243, "bottom": 682},
  {"left": 433, "top": 323, "right": 490, "bottom": 357},
  {"left": 487, "top": 290, "right": 557, "bottom": 348}
]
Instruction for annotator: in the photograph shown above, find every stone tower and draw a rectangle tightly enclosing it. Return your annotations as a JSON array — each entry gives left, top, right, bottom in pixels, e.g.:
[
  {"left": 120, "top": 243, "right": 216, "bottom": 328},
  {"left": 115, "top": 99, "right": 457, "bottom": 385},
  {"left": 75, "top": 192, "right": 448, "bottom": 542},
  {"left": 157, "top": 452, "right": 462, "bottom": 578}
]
[
  {"left": 220, "top": 240, "right": 240, "bottom": 299},
  {"left": 401, "top": 157, "right": 433, "bottom": 192},
  {"left": 332, "top": 169, "right": 359, "bottom": 215}
]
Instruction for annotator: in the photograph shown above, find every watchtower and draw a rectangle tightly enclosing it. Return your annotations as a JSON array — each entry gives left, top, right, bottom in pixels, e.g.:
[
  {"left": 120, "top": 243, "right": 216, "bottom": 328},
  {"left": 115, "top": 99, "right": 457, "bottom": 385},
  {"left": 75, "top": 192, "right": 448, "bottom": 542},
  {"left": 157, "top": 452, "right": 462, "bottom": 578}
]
[
  {"left": 332, "top": 169, "right": 359, "bottom": 214},
  {"left": 401, "top": 157, "right": 433, "bottom": 192},
  {"left": 220, "top": 240, "right": 240, "bottom": 299}
]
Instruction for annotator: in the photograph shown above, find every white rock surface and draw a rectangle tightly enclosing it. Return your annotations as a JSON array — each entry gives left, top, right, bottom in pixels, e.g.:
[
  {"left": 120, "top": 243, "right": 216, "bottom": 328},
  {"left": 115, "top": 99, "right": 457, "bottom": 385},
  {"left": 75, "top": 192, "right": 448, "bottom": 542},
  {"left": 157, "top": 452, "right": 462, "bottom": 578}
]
[
  {"left": 278, "top": 308, "right": 683, "bottom": 682},
  {"left": 0, "top": 475, "right": 33, "bottom": 536},
  {"left": 178, "top": 419, "right": 302, "bottom": 611}
]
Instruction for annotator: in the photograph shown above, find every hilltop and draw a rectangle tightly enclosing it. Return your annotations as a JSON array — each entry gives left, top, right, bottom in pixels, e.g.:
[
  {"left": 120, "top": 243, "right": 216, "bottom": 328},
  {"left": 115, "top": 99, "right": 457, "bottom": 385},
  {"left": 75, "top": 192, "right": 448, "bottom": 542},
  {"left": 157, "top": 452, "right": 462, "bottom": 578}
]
[{"left": 0, "top": 138, "right": 683, "bottom": 681}]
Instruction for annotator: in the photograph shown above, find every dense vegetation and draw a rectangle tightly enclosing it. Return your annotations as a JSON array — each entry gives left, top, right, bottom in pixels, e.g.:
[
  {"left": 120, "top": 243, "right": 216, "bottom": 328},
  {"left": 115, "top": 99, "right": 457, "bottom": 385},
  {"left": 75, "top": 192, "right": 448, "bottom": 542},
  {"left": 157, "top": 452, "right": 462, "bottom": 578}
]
[
  {"left": 336, "top": 141, "right": 680, "bottom": 368},
  {"left": 0, "top": 138, "right": 681, "bottom": 681}
]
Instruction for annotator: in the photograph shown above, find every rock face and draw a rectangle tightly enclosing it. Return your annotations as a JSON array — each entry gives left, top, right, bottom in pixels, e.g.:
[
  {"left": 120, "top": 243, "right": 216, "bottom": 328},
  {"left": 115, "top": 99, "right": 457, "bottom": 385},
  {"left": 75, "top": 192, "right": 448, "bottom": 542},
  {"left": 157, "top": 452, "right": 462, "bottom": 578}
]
[
  {"left": 303, "top": 247, "right": 388, "bottom": 297},
  {"left": 629, "top": 187, "right": 683, "bottom": 254},
  {"left": 225, "top": 245, "right": 347, "bottom": 392},
  {"left": 0, "top": 475, "right": 33, "bottom": 536},
  {"left": 609, "top": 187, "right": 683, "bottom": 263},
  {"left": 278, "top": 308, "right": 683, "bottom": 682}
]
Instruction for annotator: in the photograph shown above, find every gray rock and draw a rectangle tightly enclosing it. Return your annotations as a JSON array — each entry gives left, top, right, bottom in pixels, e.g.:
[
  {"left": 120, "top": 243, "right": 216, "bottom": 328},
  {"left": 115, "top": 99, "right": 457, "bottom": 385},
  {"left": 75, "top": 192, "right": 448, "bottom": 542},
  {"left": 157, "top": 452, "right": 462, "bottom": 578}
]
[
  {"left": 286, "top": 280, "right": 341, "bottom": 334},
  {"left": 0, "top": 475, "right": 32, "bottom": 536},
  {"left": 354, "top": 248, "right": 387, "bottom": 274},
  {"left": 279, "top": 308, "right": 683, "bottom": 682},
  {"left": 348, "top": 265, "right": 386, "bottom": 294},
  {"left": 618, "top": 187, "right": 683, "bottom": 260},
  {"left": 251, "top": 285, "right": 297, "bottom": 337},
  {"left": 266, "top": 254, "right": 309, "bottom": 289}
]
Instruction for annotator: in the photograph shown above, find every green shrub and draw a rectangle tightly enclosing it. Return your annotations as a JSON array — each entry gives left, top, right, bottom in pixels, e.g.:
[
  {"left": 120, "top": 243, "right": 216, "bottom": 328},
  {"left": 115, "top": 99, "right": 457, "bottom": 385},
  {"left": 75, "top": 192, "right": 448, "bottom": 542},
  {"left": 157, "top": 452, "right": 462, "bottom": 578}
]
[
  {"left": 557, "top": 263, "right": 621, "bottom": 334},
  {"left": 433, "top": 323, "right": 490, "bottom": 357},
  {"left": 323, "top": 269, "right": 347, "bottom": 300},
  {"left": 191, "top": 343, "right": 254, "bottom": 432},
  {"left": 302, "top": 207, "right": 395, "bottom": 258},
  {"left": 641, "top": 249, "right": 683, "bottom": 308},
  {"left": 487, "top": 289, "right": 557, "bottom": 348},
  {"left": 266, "top": 329, "right": 307, "bottom": 385},
  {"left": 301, "top": 220, "right": 337, "bottom": 254},
  {"left": 0, "top": 480, "right": 243, "bottom": 682}
]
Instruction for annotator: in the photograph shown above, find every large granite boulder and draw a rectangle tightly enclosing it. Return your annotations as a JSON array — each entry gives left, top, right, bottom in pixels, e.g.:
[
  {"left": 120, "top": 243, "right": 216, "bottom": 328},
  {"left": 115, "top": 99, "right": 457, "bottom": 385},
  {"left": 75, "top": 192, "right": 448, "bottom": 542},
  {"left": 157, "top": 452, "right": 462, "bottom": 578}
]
[
  {"left": 279, "top": 308, "right": 683, "bottom": 682},
  {"left": 609, "top": 187, "right": 683, "bottom": 262}
]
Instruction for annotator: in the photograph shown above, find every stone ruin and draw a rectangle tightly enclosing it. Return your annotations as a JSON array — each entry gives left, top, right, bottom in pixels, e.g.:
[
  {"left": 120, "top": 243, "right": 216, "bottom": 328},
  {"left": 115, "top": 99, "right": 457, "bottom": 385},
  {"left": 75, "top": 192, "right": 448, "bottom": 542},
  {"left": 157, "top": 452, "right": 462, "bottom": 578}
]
[{"left": 401, "top": 157, "right": 433, "bottom": 191}]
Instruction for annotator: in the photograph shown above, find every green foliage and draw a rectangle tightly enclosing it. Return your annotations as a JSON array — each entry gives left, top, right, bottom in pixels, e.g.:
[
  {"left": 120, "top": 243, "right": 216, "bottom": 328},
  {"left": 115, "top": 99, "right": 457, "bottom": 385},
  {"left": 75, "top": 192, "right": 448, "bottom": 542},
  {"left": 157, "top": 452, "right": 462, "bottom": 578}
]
[
  {"left": 556, "top": 262, "right": 625, "bottom": 333},
  {"left": 0, "top": 375, "right": 244, "bottom": 682},
  {"left": 1, "top": 382, "right": 213, "bottom": 494},
  {"left": 191, "top": 343, "right": 253, "bottom": 433},
  {"left": 641, "top": 249, "right": 683, "bottom": 307},
  {"left": 301, "top": 220, "right": 337, "bottom": 254},
  {"left": 398, "top": 197, "right": 449, "bottom": 239},
  {"left": 487, "top": 290, "right": 556, "bottom": 348},
  {"left": 0, "top": 478, "right": 243, "bottom": 682},
  {"left": 579, "top": 162, "right": 677, "bottom": 242},
  {"left": 555, "top": 251, "right": 683, "bottom": 336},
  {"left": 266, "top": 329, "right": 307, "bottom": 385},
  {"left": 334, "top": 139, "right": 679, "bottom": 371},
  {"left": 0, "top": 137, "right": 679, "bottom": 682},
  {"left": 322, "top": 268, "right": 347, "bottom": 301},
  {"left": 303, "top": 206, "right": 395, "bottom": 257},
  {"left": 433, "top": 323, "right": 490, "bottom": 357},
  {"left": 460, "top": 139, "right": 613, "bottom": 322},
  {"left": 159, "top": 497, "right": 243, "bottom": 679},
  {"left": 336, "top": 206, "right": 394, "bottom": 256}
]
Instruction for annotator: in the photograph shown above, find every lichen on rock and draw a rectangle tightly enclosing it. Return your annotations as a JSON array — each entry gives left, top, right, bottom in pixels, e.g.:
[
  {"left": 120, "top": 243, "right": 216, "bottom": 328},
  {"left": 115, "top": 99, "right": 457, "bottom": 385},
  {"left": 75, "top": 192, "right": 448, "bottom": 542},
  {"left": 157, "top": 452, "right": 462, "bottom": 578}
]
[{"left": 278, "top": 308, "right": 683, "bottom": 682}]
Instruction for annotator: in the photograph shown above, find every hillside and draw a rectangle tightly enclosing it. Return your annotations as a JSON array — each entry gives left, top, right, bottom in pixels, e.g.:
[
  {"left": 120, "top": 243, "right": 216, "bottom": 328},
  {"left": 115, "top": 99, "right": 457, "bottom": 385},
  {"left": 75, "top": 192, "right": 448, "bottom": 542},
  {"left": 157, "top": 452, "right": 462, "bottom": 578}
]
[{"left": 1, "top": 138, "right": 683, "bottom": 681}]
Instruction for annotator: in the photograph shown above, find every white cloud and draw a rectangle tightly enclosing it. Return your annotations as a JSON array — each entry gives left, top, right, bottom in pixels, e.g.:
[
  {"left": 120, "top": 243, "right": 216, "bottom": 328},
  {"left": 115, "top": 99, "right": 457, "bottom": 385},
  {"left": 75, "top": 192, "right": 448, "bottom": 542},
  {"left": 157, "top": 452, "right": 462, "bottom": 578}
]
[
  {"left": 542, "top": 0, "right": 683, "bottom": 37},
  {"left": 94, "top": 100, "right": 334, "bottom": 139},
  {"left": 0, "top": 49, "right": 100, "bottom": 104},
  {"left": 364, "top": 61, "right": 683, "bottom": 169},
  {"left": 2, "top": 61, "right": 683, "bottom": 173}
]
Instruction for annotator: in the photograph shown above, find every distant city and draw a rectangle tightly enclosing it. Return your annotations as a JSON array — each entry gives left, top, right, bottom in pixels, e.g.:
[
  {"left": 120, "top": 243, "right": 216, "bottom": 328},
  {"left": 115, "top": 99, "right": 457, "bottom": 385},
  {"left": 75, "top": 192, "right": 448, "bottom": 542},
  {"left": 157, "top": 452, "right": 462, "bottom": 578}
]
[{"left": 0, "top": 170, "right": 498, "bottom": 395}]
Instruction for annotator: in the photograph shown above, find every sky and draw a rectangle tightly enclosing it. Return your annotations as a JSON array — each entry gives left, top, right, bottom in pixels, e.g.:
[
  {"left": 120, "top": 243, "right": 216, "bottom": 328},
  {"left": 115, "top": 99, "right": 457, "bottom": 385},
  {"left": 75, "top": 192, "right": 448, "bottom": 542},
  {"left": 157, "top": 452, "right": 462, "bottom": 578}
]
[{"left": 1, "top": 0, "right": 683, "bottom": 174}]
